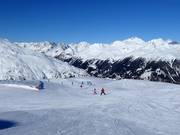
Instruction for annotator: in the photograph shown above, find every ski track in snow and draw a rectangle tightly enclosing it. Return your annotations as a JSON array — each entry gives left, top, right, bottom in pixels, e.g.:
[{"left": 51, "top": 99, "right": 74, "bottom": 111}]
[
  {"left": 0, "top": 77, "right": 180, "bottom": 135},
  {"left": 0, "top": 84, "right": 38, "bottom": 91}
]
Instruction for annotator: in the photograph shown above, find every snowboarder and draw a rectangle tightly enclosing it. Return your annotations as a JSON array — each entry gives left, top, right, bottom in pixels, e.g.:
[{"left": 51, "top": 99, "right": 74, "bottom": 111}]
[
  {"left": 72, "top": 82, "right": 74, "bottom": 85},
  {"left": 93, "top": 88, "right": 97, "bottom": 95},
  {"left": 80, "top": 84, "right": 83, "bottom": 88},
  {"left": 100, "top": 88, "right": 106, "bottom": 95}
]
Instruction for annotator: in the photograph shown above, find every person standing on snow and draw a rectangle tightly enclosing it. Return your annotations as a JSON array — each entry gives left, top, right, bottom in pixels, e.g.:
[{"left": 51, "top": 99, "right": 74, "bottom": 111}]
[
  {"left": 80, "top": 81, "right": 83, "bottom": 88},
  {"left": 93, "top": 88, "right": 97, "bottom": 95},
  {"left": 100, "top": 88, "right": 106, "bottom": 95}
]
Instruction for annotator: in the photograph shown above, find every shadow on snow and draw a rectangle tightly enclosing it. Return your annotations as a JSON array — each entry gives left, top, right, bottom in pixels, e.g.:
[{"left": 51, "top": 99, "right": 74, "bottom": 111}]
[{"left": 0, "top": 120, "right": 18, "bottom": 130}]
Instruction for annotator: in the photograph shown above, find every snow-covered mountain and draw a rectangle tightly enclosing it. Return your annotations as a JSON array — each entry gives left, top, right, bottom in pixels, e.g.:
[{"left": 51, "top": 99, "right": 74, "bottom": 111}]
[
  {"left": 15, "top": 37, "right": 180, "bottom": 61},
  {"left": 15, "top": 41, "right": 57, "bottom": 53},
  {"left": 14, "top": 37, "right": 180, "bottom": 84},
  {"left": 0, "top": 39, "right": 86, "bottom": 80},
  {"left": 45, "top": 37, "right": 180, "bottom": 61}
]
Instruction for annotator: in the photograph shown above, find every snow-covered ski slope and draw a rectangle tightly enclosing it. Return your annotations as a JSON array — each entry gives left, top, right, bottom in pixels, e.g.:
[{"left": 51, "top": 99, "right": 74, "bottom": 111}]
[
  {"left": 0, "top": 39, "right": 86, "bottom": 80},
  {"left": 0, "top": 77, "right": 180, "bottom": 135}
]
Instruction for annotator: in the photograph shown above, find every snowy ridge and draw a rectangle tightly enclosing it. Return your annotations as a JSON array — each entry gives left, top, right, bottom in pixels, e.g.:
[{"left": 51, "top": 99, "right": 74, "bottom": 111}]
[
  {"left": 50, "top": 38, "right": 180, "bottom": 84},
  {"left": 15, "top": 37, "right": 180, "bottom": 61},
  {"left": 62, "top": 37, "right": 180, "bottom": 61},
  {"left": 4, "top": 37, "right": 180, "bottom": 83},
  {"left": 0, "top": 39, "right": 87, "bottom": 80},
  {"left": 15, "top": 41, "right": 57, "bottom": 53}
]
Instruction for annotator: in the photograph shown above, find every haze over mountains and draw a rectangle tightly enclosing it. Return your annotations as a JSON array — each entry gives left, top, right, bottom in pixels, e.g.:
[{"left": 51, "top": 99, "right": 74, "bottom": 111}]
[{"left": 1, "top": 37, "right": 180, "bottom": 84}]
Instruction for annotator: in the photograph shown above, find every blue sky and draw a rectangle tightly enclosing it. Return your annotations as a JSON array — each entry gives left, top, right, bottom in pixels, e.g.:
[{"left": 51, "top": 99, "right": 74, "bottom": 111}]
[{"left": 0, "top": 0, "right": 179, "bottom": 43}]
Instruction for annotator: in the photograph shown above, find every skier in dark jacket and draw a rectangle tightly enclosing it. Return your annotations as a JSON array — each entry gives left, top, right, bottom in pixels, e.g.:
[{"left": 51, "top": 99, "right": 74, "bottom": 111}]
[{"left": 100, "top": 88, "right": 106, "bottom": 95}]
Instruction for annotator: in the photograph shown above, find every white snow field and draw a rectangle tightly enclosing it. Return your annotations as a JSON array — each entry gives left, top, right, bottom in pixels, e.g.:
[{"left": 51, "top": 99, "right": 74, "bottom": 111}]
[
  {"left": 0, "top": 39, "right": 86, "bottom": 80},
  {"left": 0, "top": 77, "right": 180, "bottom": 135}
]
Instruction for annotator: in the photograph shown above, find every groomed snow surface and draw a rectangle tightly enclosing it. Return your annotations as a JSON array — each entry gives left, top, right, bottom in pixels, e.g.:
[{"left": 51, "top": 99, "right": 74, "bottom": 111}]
[{"left": 0, "top": 77, "right": 180, "bottom": 135}]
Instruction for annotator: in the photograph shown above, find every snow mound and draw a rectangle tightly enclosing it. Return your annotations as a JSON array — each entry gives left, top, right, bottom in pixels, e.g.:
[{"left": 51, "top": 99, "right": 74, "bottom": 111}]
[{"left": 0, "top": 39, "right": 86, "bottom": 80}]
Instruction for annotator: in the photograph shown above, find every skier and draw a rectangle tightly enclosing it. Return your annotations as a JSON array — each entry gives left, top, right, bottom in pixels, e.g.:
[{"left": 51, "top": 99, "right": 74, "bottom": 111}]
[
  {"left": 100, "top": 88, "right": 106, "bottom": 95},
  {"left": 80, "top": 81, "right": 83, "bottom": 88},
  {"left": 93, "top": 88, "right": 97, "bottom": 95}
]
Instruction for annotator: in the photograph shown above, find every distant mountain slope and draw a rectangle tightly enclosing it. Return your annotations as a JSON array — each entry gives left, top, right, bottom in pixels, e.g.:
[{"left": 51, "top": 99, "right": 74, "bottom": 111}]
[
  {"left": 46, "top": 37, "right": 180, "bottom": 61},
  {"left": 15, "top": 41, "right": 58, "bottom": 53},
  {"left": 15, "top": 37, "right": 180, "bottom": 84},
  {"left": 57, "top": 56, "right": 180, "bottom": 84},
  {"left": 15, "top": 37, "right": 180, "bottom": 61},
  {"left": 0, "top": 39, "right": 86, "bottom": 80}
]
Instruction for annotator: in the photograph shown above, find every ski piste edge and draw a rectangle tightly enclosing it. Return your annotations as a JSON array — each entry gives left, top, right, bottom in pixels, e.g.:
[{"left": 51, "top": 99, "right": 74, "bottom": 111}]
[{"left": 30, "top": 86, "right": 40, "bottom": 91}]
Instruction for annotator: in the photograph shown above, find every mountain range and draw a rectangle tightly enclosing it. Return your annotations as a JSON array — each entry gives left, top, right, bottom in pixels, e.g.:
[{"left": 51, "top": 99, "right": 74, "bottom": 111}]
[
  {"left": 0, "top": 39, "right": 86, "bottom": 80},
  {"left": 1, "top": 37, "right": 180, "bottom": 84}
]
